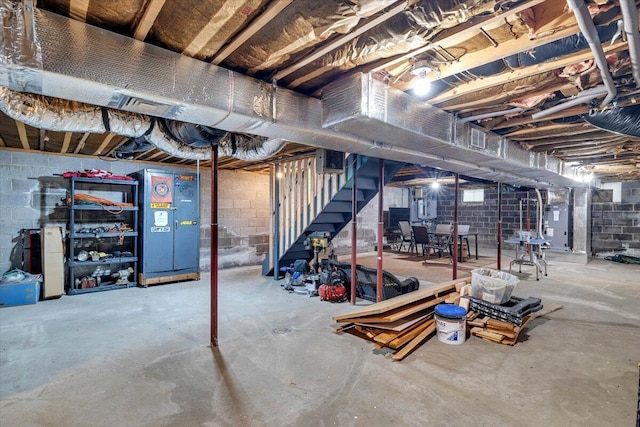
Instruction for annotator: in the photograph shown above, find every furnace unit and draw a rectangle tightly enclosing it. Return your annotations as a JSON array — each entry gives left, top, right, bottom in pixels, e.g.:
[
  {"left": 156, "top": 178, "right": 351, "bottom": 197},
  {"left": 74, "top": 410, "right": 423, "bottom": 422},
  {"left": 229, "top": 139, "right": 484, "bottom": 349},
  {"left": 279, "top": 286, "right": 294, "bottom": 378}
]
[{"left": 133, "top": 170, "right": 200, "bottom": 286}]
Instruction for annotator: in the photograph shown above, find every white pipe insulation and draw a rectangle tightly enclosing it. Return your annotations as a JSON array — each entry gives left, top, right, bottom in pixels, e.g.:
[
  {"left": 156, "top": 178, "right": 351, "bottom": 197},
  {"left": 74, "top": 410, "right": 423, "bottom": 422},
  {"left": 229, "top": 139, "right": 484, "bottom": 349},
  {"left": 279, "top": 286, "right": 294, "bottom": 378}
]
[{"left": 620, "top": 0, "right": 640, "bottom": 87}]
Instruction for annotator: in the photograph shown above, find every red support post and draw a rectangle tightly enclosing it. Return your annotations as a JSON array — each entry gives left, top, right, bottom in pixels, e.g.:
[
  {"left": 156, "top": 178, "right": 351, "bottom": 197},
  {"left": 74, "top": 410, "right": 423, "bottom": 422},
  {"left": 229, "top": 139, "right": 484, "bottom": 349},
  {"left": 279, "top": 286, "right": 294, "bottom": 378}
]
[
  {"left": 210, "top": 148, "right": 219, "bottom": 348},
  {"left": 376, "top": 159, "right": 384, "bottom": 302},
  {"left": 351, "top": 155, "right": 358, "bottom": 305},
  {"left": 497, "top": 182, "right": 502, "bottom": 270},
  {"left": 452, "top": 173, "right": 459, "bottom": 280}
]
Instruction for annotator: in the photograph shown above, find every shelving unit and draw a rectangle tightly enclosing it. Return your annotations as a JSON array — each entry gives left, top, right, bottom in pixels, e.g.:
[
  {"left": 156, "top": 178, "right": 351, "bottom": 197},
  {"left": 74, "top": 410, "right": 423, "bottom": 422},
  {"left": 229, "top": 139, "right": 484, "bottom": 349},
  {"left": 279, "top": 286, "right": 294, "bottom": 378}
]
[{"left": 66, "top": 177, "right": 139, "bottom": 294}]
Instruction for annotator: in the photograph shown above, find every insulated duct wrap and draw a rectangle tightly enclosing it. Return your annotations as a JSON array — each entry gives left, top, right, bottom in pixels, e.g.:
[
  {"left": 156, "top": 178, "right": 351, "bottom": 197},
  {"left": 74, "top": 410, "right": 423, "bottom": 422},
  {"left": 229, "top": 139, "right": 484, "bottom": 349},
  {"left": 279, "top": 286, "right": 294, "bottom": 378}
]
[
  {"left": 0, "top": 7, "right": 587, "bottom": 188},
  {"left": 0, "top": 86, "right": 148, "bottom": 135},
  {"left": 0, "top": 0, "right": 41, "bottom": 69},
  {"left": 583, "top": 105, "right": 640, "bottom": 138}
]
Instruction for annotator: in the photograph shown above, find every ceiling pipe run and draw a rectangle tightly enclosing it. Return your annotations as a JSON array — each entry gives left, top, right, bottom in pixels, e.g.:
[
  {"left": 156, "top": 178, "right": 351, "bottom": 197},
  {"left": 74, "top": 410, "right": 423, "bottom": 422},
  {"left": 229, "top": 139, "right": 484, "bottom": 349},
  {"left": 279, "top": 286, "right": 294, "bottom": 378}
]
[
  {"left": 619, "top": 0, "right": 640, "bottom": 87},
  {"left": 460, "top": 108, "right": 524, "bottom": 123},
  {"left": 531, "top": 85, "right": 608, "bottom": 120},
  {"left": 565, "top": 0, "right": 617, "bottom": 105}
]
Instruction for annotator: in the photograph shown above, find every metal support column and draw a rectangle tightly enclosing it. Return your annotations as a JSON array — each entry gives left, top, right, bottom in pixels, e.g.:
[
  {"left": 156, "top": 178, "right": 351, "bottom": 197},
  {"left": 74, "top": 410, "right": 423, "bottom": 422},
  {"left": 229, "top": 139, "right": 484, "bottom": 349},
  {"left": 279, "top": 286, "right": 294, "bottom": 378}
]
[
  {"left": 497, "top": 182, "right": 502, "bottom": 270},
  {"left": 376, "top": 158, "right": 384, "bottom": 302},
  {"left": 273, "top": 164, "right": 280, "bottom": 281},
  {"left": 210, "top": 147, "right": 219, "bottom": 348},
  {"left": 452, "top": 173, "right": 459, "bottom": 280},
  {"left": 351, "top": 154, "right": 358, "bottom": 305}
]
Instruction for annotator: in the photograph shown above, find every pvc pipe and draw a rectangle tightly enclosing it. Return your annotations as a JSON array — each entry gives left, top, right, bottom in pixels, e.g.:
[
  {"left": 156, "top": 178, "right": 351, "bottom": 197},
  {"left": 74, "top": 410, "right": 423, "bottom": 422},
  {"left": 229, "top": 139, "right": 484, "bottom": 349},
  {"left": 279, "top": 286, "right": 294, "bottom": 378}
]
[
  {"left": 351, "top": 155, "right": 358, "bottom": 305},
  {"left": 460, "top": 107, "right": 524, "bottom": 123},
  {"left": 620, "top": 0, "right": 640, "bottom": 87},
  {"left": 210, "top": 147, "right": 219, "bottom": 348},
  {"left": 376, "top": 159, "right": 384, "bottom": 302},
  {"left": 531, "top": 86, "right": 607, "bottom": 120},
  {"left": 566, "top": 0, "right": 617, "bottom": 105}
]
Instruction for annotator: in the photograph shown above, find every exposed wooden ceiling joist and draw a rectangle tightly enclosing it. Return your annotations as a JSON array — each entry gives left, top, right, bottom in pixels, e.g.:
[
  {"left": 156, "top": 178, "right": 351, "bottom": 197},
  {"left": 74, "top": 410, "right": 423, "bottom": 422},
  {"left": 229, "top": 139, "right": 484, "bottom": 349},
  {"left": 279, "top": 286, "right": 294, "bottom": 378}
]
[
  {"left": 73, "top": 133, "right": 90, "bottom": 154},
  {"left": 15, "top": 120, "right": 29, "bottom": 150},
  {"left": 60, "top": 132, "right": 72, "bottom": 153},
  {"left": 93, "top": 132, "right": 115, "bottom": 156},
  {"left": 275, "top": 0, "right": 410, "bottom": 85},
  {"left": 211, "top": 0, "right": 294, "bottom": 65},
  {"left": 68, "top": 0, "right": 89, "bottom": 23},
  {"left": 132, "top": 0, "right": 166, "bottom": 41},
  {"left": 182, "top": 1, "right": 251, "bottom": 57}
]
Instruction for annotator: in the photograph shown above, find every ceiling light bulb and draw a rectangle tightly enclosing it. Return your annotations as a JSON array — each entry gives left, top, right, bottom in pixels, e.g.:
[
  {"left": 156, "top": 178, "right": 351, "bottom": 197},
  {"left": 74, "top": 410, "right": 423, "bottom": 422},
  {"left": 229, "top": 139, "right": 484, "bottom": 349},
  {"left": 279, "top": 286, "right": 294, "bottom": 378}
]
[
  {"left": 276, "top": 171, "right": 283, "bottom": 179},
  {"left": 413, "top": 75, "right": 431, "bottom": 97},
  {"left": 431, "top": 180, "right": 440, "bottom": 189}
]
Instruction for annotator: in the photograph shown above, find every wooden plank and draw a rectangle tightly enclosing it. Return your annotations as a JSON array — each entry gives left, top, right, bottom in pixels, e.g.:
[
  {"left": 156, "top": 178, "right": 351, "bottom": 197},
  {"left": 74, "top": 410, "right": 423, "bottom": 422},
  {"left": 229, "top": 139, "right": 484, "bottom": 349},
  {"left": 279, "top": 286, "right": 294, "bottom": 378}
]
[
  {"left": 138, "top": 272, "right": 200, "bottom": 286},
  {"left": 391, "top": 322, "right": 437, "bottom": 361},
  {"left": 15, "top": 120, "right": 30, "bottom": 150},
  {"left": 340, "top": 294, "right": 448, "bottom": 324},
  {"left": 60, "top": 132, "right": 72, "bottom": 153},
  {"left": 333, "top": 279, "right": 466, "bottom": 321},
  {"left": 471, "top": 328, "right": 505, "bottom": 343},
  {"left": 133, "top": 0, "right": 166, "bottom": 41},
  {"left": 73, "top": 132, "right": 90, "bottom": 154},
  {"left": 94, "top": 132, "right": 115, "bottom": 155},
  {"left": 211, "top": 0, "right": 294, "bottom": 65},
  {"left": 354, "top": 311, "right": 430, "bottom": 332},
  {"left": 386, "top": 319, "right": 434, "bottom": 349},
  {"left": 68, "top": 0, "right": 89, "bottom": 22}
]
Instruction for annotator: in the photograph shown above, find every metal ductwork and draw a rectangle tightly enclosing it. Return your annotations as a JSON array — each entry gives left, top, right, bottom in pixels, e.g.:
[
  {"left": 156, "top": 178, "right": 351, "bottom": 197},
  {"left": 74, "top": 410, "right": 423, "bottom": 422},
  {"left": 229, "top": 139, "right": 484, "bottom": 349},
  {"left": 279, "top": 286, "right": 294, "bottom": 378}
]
[
  {"left": 0, "top": 5, "right": 587, "bottom": 188},
  {"left": 321, "top": 73, "right": 585, "bottom": 187}
]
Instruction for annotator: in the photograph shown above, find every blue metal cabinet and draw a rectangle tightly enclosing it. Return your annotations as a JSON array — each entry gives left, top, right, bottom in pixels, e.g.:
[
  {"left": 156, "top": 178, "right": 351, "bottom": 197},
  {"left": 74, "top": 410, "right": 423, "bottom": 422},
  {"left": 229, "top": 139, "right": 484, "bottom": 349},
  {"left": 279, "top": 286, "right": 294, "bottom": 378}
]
[{"left": 133, "top": 170, "right": 200, "bottom": 286}]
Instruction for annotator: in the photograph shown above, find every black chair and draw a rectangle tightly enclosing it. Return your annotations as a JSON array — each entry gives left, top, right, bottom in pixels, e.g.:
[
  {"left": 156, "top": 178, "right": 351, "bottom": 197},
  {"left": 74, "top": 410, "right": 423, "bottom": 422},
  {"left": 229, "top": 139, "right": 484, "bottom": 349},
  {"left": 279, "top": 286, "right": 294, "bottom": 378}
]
[
  {"left": 425, "top": 223, "right": 453, "bottom": 261},
  {"left": 398, "top": 221, "right": 414, "bottom": 253},
  {"left": 411, "top": 225, "right": 430, "bottom": 256}
]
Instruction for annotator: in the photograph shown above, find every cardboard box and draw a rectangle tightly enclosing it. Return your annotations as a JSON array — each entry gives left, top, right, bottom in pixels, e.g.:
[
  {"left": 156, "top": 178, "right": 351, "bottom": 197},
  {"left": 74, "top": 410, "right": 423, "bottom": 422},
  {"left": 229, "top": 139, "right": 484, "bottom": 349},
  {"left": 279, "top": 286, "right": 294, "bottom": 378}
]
[
  {"left": 0, "top": 281, "right": 40, "bottom": 307},
  {"left": 41, "top": 227, "right": 65, "bottom": 299}
]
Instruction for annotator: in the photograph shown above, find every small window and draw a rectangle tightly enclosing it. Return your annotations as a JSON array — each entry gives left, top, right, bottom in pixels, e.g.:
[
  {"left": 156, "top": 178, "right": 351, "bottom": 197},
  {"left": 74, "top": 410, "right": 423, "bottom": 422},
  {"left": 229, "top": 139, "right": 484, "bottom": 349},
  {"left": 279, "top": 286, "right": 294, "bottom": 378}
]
[{"left": 463, "top": 188, "right": 484, "bottom": 203}]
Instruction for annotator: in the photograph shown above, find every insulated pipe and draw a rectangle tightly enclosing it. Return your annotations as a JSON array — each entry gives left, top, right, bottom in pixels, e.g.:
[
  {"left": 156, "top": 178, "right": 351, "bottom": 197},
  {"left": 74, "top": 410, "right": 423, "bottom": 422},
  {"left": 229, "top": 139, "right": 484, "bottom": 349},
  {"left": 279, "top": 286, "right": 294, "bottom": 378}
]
[
  {"left": 566, "top": 0, "right": 617, "bottom": 105},
  {"left": 351, "top": 154, "right": 358, "bottom": 305},
  {"left": 460, "top": 108, "right": 524, "bottom": 123},
  {"left": 620, "top": 0, "right": 640, "bottom": 87},
  {"left": 531, "top": 85, "right": 608, "bottom": 120},
  {"left": 535, "top": 188, "right": 544, "bottom": 239}
]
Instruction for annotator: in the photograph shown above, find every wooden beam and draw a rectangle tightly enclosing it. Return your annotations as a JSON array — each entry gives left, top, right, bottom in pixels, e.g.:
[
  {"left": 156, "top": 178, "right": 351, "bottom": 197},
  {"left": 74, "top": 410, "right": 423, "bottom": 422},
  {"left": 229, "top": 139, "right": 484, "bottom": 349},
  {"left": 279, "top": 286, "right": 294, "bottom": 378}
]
[
  {"left": 68, "top": 0, "right": 89, "bottom": 22},
  {"left": 133, "top": 0, "right": 166, "bottom": 41},
  {"left": 211, "top": 0, "right": 294, "bottom": 65},
  {"left": 143, "top": 151, "right": 166, "bottom": 161},
  {"left": 183, "top": 1, "right": 250, "bottom": 57},
  {"left": 134, "top": 148, "right": 155, "bottom": 160},
  {"left": 61, "top": 132, "right": 72, "bottom": 153},
  {"left": 0, "top": 135, "right": 5, "bottom": 147},
  {"left": 15, "top": 120, "right": 30, "bottom": 149},
  {"left": 94, "top": 132, "right": 115, "bottom": 155},
  {"left": 105, "top": 136, "right": 129, "bottom": 157},
  {"left": 38, "top": 129, "right": 46, "bottom": 151},
  {"left": 275, "top": 1, "right": 410, "bottom": 85},
  {"left": 428, "top": 41, "right": 628, "bottom": 105},
  {"left": 73, "top": 132, "right": 90, "bottom": 154},
  {"left": 367, "top": 0, "right": 549, "bottom": 74}
]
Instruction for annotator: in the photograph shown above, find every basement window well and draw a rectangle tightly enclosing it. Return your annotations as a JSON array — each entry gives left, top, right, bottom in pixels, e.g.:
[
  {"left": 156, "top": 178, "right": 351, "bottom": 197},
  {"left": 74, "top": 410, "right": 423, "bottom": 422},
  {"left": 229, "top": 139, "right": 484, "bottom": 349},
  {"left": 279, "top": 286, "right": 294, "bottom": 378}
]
[{"left": 463, "top": 189, "right": 484, "bottom": 203}]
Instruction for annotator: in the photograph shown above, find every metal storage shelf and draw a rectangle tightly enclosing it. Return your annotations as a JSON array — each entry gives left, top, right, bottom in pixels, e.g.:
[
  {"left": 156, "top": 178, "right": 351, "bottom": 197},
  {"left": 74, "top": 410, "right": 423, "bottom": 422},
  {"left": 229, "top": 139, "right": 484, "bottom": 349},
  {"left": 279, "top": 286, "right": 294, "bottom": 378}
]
[
  {"left": 67, "top": 177, "right": 139, "bottom": 294},
  {"left": 68, "top": 257, "right": 138, "bottom": 267},
  {"left": 70, "top": 231, "right": 139, "bottom": 238}
]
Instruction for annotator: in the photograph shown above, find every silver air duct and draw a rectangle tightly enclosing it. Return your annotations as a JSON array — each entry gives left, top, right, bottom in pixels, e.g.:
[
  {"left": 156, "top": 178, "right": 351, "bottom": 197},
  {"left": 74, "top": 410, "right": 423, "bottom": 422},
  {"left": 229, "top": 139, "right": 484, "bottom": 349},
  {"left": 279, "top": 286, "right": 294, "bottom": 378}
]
[{"left": 0, "top": 5, "right": 587, "bottom": 187}]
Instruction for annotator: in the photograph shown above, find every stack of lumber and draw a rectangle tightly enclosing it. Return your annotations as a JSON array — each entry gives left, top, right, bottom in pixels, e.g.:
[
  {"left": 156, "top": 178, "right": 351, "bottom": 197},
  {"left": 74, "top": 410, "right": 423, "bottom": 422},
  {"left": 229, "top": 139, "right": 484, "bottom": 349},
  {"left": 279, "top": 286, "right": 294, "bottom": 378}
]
[
  {"left": 333, "top": 278, "right": 470, "bottom": 361},
  {"left": 467, "top": 303, "right": 563, "bottom": 345}
]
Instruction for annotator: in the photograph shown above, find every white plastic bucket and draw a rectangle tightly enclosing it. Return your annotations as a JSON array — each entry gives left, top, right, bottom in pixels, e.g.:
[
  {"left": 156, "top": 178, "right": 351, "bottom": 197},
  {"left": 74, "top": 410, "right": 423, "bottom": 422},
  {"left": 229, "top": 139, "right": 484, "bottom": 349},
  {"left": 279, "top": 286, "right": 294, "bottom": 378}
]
[{"left": 434, "top": 304, "right": 467, "bottom": 345}]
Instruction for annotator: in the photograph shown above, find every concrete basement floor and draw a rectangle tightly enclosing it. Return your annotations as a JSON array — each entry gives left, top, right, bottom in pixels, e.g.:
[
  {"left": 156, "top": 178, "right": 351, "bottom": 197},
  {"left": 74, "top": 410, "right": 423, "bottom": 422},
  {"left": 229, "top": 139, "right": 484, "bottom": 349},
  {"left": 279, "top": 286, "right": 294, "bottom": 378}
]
[{"left": 1, "top": 250, "right": 639, "bottom": 427}]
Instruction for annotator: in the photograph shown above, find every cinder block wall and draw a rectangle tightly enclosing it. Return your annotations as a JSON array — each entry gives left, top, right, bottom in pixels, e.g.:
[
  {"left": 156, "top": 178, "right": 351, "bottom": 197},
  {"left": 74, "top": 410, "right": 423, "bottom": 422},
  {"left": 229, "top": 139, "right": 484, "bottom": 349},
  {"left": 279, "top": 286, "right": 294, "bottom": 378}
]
[
  {"left": 591, "top": 182, "right": 640, "bottom": 256},
  {"left": 0, "top": 149, "right": 271, "bottom": 274},
  {"left": 436, "top": 187, "right": 540, "bottom": 247}
]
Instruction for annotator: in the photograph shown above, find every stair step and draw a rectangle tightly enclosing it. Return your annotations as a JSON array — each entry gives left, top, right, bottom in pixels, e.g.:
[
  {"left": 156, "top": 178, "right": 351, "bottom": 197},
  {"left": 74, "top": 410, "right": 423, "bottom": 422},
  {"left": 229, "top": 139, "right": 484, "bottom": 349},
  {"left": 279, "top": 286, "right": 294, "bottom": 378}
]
[
  {"left": 306, "top": 223, "right": 336, "bottom": 232},
  {"left": 314, "top": 212, "right": 346, "bottom": 223},
  {"left": 332, "top": 190, "right": 365, "bottom": 202},
  {"left": 322, "top": 201, "right": 353, "bottom": 213}
]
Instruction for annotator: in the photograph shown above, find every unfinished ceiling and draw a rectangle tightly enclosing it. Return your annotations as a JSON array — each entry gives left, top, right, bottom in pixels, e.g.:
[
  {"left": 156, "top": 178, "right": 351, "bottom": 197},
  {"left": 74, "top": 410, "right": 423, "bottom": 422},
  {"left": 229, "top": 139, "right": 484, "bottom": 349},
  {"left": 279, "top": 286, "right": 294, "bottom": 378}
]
[{"left": 0, "top": 0, "right": 639, "bottom": 182}]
